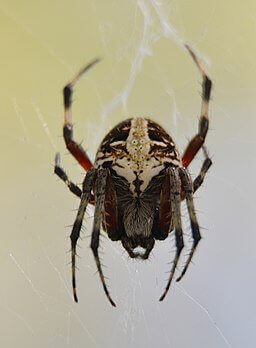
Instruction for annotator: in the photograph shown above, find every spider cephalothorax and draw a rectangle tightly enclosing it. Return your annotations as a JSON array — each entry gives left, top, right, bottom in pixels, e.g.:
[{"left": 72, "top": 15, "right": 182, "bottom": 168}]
[{"left": 54, "top": 44, "right": 212, "bottom": 306}]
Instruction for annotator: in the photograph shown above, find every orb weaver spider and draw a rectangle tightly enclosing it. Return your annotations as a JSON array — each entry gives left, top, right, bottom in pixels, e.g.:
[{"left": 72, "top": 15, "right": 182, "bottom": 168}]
[{"left": 54, "top": 44, "right": 212, "bottom": 307}]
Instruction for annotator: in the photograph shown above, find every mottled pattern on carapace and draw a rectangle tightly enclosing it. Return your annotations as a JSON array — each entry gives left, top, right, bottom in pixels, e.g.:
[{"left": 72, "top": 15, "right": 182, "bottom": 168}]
[{"left": 95, "top": 118, "right": 181, "bottom": 195}]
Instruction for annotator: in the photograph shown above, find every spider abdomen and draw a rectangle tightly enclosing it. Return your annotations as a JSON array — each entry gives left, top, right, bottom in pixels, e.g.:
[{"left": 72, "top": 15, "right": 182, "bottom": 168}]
[{"left": 95, "top": 117, "right": 181, "bottom": 196}]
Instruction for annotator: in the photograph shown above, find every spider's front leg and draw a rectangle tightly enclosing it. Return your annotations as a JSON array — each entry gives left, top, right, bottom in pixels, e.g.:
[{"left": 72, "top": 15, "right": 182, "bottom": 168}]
[
  {"left": 63, "top": 58, "right": 100, "bottom": 171},
  {"left": 54, "top": 59, "right": 100, "bottom": 199},
  {"left": 182, "top": 45, "right": 212, "bottom": 168}
]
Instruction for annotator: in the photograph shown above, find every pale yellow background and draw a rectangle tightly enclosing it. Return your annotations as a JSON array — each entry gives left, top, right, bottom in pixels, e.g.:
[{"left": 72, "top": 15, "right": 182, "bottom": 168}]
[{"left": 1, "top": 1, "right": 255, "bottom": 347}]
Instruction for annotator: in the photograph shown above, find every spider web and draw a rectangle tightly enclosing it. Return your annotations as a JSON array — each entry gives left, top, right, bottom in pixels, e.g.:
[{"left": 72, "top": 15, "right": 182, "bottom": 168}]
[{"left": 1, "top": 0, "right": 256, "bottom": 347}]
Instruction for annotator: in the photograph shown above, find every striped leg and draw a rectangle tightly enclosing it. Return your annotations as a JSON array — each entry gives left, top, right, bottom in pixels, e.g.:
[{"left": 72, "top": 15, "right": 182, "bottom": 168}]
[
  {"left": 90, "top": 169, "right": 116, "bottom": 307},
  {"left": 176, "top": 168, "right": 201, "bottom": 282},
  {"left": 193, "top": 146, "right": 212, "bottom": 193},
  {"left": 159, "top": 167, "right": 184, "bottom": 301},
  {"left": 54, "top": 153, "right": 82, "bottom": 198},
  {"left": 70, "top": 168, "right": 96, "bottom": 302},
  {"left": 182, "top": 44, "right": 212, "bottom": 168},
  {"left": 62, "top": 58, "right": 100, "bottom": 171}
]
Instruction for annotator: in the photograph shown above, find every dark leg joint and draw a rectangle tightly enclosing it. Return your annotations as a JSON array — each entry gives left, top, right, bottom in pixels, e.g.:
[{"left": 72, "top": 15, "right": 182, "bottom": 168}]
[
  {"left": 199, "top": 116, "right": 209, "bottom": 138},
  {"left": 193, "top": 176, "right": 203, "bottom": 192},
  {"left": 90, "top": 229, "right": 100, "bottom": 256},
  {"left": 70, "top": 220, "right": 82, "bottom": 247},
  {"left": 191, "top": 221, "right": 201, "bottom": 243},
  {"left": 175, "top": 230, "right": 184, "bottom": 254},
  {"left": 54, "top": 153, "right": 82, "bottom": 198},
  {"left": 69, "top": 183, "right": 82, "bottom": 198},
  {"left": 54, "top": 165, "right": 68, "bottom": 182},
  {"left": 204, "top": 157, "right": 212, "bottom": 170},
  {"left": 193, "top": 153, "right": 212, "bottom": 193},
  {"left": 63, "top": 85, "right": 72, "bottom": 108},
  {"left": 63, "top": 123, "right": 73, "bottom": 145},
  {"left": 203, "top": 77, "right": 212, "bottom": 101}
]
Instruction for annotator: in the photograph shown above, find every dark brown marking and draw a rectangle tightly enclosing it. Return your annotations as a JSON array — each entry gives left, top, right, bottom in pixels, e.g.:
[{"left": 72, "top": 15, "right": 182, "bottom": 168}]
[
  {"left": 159, "top": 172, "right": 172, "bottom": 237},
  {"left": 104, "top": 174, "right": 119, "bottom": 240}
]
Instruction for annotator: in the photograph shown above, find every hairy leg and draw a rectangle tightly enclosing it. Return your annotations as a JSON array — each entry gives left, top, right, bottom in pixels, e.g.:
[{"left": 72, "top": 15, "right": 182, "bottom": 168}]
[
  {"left": 177, "top": 168, "right": 201, "bottom": 282},
  {"left": 69, "top": 168, "right": 96, "bottom": 302},
  {"left": 90, "top": 169, "right": 116, "bottom": 307},
  {"left": 159, "top": 167, "right": 184, "bottom": 301}
]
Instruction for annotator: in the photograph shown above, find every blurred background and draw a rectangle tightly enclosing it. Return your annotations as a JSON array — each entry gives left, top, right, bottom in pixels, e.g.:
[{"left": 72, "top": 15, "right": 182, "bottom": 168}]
[{"left": 1, "top": 0, "right": 255, "bottom": 347}]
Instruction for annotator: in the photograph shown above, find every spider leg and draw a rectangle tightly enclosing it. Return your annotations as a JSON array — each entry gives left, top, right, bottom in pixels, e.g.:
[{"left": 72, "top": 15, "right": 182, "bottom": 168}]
[
  {"left": 193, "top": 146, "right": 212, "bottom": 193},
  {"left": 159, "top": 167, "right": 184, "bottom": 302},
  {"left": 182, "top": 44, "right": 212, "bottom": 168},
  {"left": 176, "top": 168, "right": 201, "bottom": 282},
  {"left": 62, "top": 58, "right": 101, "bottom": 171},
  {"left": 90, "top": 169, "right": 116, "bottom": 307},
  {"left": 54, "top": 153, "right": 82, "bottom": 198},
  {"left": 70, "top": 168, "right": 96, "bottom": 302}
]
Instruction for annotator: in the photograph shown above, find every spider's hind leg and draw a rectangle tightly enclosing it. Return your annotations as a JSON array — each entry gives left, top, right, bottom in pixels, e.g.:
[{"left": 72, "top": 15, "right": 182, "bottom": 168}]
[
  {"left": 176, "top": 168, "right": 201, "bottom": 282},
  {"left": 159, "top": 167, "right": 184, "bottom": 301},
  {"left": 90, "top": 168, "right": 116, "bottom": 307},
  {"left": 69, "top": 168, "right": 97, "bottom": 302}
]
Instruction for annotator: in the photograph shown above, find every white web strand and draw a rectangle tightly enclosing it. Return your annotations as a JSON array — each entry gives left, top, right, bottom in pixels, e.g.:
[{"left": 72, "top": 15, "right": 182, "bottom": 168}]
[
  {"left": 10, "top": 248, "right": 97, "bottom": 346},
  {"left": 4, "top": 304, "right": 35, "bottom": 336},
  {"left": 150, "top": 0, "right": 184, "bottom": 44},
  {"left": 35, "top": 231, "right": 73, "bottom": 301},
  {"left": 95, "top": 0, "right": 189, "bottom": 147},
  {"left": 176, "top": 284, "right": 232, "bottom": 348},
  {"left": 12, "top": 97, "right": 30, "bottom": 142},
  {"left": 9, "top": 252, "right": 44, "bottom": 301},
  {"left": 31, "top": 100, "right": 57, "bottom": 150},
  {"left": 96, "top": 0, "right": 154, "bottom": 146},
  {"left": 35, "top": 230, "right": 97, "bottom": 345}
]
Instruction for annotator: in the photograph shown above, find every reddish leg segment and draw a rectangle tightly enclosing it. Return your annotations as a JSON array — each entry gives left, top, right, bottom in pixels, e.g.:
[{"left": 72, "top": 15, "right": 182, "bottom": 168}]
[
  {"left": 182, "top": 45, "right": 212, "bottom": 168},
  {"left": 63, "top": 58, "right": 100, "bottom": 171}
]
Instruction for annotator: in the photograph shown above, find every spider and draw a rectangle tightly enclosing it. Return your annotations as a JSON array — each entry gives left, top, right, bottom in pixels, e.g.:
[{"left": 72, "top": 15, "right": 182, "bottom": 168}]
[{"left": 54, "top": 44, "right": 212, "bottom": 307}]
